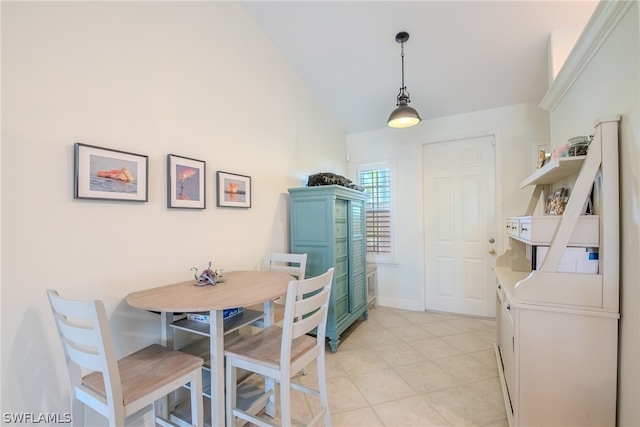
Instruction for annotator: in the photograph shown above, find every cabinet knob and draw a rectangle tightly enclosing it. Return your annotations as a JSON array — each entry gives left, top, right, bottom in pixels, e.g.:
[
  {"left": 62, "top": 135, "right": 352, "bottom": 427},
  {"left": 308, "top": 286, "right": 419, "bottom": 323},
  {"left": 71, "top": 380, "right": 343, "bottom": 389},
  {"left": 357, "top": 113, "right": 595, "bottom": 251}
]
[
  {"left": 488, "top": 249, "right": 496, "bottom": 255},
  {"left": 506, "top": 304, "right": 511, "bottom": 311},
  {"left": 488, "top": 238, "right": 495, "bottom": 243},
  {"left": 498, "top": 284, "right": 502, "bottom": 290}
]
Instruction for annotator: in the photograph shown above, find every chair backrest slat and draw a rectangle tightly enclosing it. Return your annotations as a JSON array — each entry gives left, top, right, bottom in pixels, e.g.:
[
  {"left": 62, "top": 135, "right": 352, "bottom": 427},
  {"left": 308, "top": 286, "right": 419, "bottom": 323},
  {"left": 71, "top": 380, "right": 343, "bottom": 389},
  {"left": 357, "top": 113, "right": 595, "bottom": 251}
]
[
  {"left": 293, "top": 287, "right": 329, "bottom": 320},
  {"left": 267, "top": 253, "right": 307, "bottom": 280},
  {"left": 63, "top": 340, "right": 105, "bottom": 372},
  {"left": 291, "top": 306, "right": 326, "bottom": 340},
  {"left": 54, "top": 313, "right": 102, "bottom": 348}
]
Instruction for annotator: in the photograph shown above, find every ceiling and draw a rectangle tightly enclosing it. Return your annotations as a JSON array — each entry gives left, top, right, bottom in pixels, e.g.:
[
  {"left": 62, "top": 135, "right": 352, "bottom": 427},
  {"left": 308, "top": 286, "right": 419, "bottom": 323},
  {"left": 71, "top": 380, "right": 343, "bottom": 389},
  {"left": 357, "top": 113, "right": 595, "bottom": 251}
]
[{"left": 241, "top": 1, "right": 599, "bottom": 134}]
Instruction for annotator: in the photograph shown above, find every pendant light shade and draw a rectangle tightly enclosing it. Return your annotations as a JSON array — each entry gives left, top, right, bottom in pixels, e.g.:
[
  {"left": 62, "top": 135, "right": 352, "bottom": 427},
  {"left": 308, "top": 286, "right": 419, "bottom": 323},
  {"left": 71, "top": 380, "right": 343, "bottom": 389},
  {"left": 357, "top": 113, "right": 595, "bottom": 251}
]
[
  {"left": 387, "top": 104, "right": 422, "bottom": 128},
  {"left": 387, "top": 31, "right": 422, "bottom": 129}
]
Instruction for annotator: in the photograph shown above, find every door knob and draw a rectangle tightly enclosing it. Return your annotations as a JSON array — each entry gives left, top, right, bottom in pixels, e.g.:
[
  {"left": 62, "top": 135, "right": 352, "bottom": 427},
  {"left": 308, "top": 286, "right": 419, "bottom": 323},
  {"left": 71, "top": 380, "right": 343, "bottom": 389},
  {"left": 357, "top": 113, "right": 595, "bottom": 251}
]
[{"left": 488, "top": 249, "right": 496, "bottom": 255}]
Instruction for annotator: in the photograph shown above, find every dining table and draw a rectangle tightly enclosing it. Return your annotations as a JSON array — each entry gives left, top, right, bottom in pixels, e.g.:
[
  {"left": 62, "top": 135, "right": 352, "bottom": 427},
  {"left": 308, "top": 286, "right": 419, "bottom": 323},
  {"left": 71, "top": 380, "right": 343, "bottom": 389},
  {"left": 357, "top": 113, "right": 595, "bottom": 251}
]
[{"left": 126, "top": 270, "right": 294, "bottom": 427}]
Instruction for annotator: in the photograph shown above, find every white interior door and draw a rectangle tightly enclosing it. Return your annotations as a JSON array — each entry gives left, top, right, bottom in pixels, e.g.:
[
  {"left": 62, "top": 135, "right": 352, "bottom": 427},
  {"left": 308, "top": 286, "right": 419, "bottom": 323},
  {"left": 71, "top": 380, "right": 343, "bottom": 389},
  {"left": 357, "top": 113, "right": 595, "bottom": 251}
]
[{"left": 423, "top": 135, "right": 497, "bottom": 317}]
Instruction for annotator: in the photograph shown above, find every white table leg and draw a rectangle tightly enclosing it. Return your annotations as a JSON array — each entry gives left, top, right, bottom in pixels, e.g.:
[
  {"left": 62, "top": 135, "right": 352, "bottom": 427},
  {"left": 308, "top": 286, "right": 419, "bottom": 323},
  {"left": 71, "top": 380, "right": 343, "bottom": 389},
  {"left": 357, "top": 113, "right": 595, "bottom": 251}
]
[{"left": 210, "top": 310, "right": 225, "bottom": 427}]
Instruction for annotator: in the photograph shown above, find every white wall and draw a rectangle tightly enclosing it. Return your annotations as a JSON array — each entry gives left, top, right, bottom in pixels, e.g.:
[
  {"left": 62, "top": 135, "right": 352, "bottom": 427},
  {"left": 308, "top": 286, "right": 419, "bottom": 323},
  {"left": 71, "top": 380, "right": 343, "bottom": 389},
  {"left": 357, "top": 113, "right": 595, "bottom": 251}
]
[
  {"left": 1, "top": 2, "right": 346, "bottom": 419},
  {"left": 347, "top": 102, "right": 550, "bottom": 312},
  {"left": 544, "top": 2, "right": 639, "bottom": 425}
]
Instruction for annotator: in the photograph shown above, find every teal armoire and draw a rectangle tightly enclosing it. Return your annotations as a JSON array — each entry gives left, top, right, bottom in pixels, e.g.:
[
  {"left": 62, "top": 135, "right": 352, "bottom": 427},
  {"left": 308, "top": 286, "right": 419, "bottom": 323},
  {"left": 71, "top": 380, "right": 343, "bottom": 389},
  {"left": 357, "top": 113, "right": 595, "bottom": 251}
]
[{"left": 288, "top": 185, "right": 369, "bottom": 352}]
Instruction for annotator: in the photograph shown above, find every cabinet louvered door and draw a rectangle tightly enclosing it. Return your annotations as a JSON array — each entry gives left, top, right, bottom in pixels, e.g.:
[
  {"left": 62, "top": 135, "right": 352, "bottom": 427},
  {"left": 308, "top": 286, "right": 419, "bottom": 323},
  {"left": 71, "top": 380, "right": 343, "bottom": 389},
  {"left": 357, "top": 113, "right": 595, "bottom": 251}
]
[{"left": 349, "top": 200, "right": 367, "bottom": 316}]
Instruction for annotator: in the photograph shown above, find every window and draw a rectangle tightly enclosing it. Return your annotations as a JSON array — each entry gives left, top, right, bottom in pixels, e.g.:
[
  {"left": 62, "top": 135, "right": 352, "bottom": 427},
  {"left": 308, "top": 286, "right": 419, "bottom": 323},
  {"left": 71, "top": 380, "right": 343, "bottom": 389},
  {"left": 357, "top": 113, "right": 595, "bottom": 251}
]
[{"left": 358, "top": 163, "right": 394, "bottom": 261}]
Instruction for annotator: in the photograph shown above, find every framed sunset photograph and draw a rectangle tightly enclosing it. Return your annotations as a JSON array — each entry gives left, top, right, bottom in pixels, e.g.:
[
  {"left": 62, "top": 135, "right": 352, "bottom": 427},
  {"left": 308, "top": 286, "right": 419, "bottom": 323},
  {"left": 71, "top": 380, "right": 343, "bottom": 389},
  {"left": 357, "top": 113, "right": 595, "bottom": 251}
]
[{"left": 216, "top": 171, "right": 251, "bottom": 208}]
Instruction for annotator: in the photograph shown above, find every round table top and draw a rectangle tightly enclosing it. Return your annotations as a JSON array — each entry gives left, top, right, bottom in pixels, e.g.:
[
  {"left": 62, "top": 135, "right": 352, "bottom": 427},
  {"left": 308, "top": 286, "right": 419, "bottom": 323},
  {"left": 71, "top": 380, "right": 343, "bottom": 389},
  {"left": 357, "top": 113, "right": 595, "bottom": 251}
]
[{"left": 125, "top": 270, "right": 294, "bottom": 313}]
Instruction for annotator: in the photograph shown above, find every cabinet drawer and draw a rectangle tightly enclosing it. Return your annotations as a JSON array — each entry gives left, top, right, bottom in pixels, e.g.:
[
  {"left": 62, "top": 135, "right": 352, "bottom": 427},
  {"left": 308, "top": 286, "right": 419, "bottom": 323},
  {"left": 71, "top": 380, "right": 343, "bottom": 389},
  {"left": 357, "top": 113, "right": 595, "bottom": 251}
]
[
  {"left": 334, "top": 201, "right": 347, "bottom": 220},
  {"left": 506, "top": 219, "right": 519, "bottom": 237},
  {"left": 334, "top": 277, "right": 348, "bottom": 299},
  {"left": 496, "top": 281, "right": 505, "bottom": 303},
  {"left": 518, "top": 218, "right": 532, "bottom": 240},
  {"left": 334, "top": 221, "right": 347, "bottom": 239},
  {"left": 335, "top": 258, "right": 348, "bottom": 278},
  {"left": 335, "top": 295, "right": 349, "bottom": 321},
  {"left": 335, "top": 240, "right": 347, "bottom": 258}
]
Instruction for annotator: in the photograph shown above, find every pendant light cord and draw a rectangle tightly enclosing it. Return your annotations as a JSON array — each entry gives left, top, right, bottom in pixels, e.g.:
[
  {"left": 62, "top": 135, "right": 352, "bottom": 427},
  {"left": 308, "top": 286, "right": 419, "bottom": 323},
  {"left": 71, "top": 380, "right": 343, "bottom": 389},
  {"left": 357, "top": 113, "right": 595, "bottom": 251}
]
[{"left": 400, "top": 42, "right": 405, "bottom": 91}]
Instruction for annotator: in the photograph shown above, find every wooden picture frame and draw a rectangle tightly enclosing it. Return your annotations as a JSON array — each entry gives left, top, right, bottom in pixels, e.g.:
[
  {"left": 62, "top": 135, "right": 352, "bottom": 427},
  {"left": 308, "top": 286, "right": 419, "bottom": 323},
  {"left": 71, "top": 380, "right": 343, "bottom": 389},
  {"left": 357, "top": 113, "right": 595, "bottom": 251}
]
[
  {"left": 167, "top": 154, "right": 206, "bottom": 209},
  {"left": 216, "top": 171, "right": 251, "bottom": 208},
  {"left": 74, "top": 143, "right": 148, "bottom": 202}
]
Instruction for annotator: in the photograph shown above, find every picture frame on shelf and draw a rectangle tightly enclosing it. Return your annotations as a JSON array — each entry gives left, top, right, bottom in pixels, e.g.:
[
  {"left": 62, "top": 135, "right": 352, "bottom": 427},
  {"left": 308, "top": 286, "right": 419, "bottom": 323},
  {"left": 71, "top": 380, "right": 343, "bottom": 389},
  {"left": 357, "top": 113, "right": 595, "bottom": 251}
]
[
  {"left": 167, "top": 154, "right": 206, "bottom": 209},
  {"left": 544, "top": 192, "right": 554, "bottom": 214},
  {"left": 74, "top": 142, "right": 148, "bottom": 202},
  {"left": 216, "top": 171, "right": 251, "bottom": 208},
  {"left": 549, "top": 187, "right": 568, "bottom": 215}
]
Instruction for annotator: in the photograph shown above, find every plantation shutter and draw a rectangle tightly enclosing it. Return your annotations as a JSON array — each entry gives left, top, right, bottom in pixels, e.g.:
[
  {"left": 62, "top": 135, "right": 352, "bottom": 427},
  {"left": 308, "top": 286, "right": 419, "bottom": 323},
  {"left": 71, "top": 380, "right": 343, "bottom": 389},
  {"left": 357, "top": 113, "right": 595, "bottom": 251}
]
[{"left": 359, "top": 167, "right": 392, "bottom": 254}]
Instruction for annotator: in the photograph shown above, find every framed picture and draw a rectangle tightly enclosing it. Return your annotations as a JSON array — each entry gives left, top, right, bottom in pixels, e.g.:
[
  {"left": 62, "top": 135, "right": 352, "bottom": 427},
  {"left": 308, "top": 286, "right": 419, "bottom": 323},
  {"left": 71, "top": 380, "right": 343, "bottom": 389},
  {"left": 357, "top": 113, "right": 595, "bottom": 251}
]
[
  {"left": 544, "top": 192, "right": 554, "bottom": 214},
  {"left": 548, "top": 187, "right": 568, "bottom": 215},
  {"left": 74, "top": 143, "right": 148, "bottom": 202},
  {"left": 167, "top": 154, "right": 206, "bottom": 209},
  {"left": 216, "top": 171, "right": 251, "bottom": 208}
]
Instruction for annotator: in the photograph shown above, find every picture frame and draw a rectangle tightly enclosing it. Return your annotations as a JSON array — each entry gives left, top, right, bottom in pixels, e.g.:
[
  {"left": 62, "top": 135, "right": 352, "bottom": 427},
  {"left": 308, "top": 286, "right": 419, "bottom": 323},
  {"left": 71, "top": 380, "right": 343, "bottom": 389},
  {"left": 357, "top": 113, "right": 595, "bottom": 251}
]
[
  {"left": 548, "top": 187, "right": 568, "bottom": 215},
  {"left": 167, "top": 154, "right": 206, "bottom": 209},
  {"left": 544, "top": 192, "right": 554, "bottom": 214},
  {"left": 216, "top": 171, "right": 251, "bottom": 208},
  {"left": 74, "top": 142, "right": 148, "bottom": 202}
]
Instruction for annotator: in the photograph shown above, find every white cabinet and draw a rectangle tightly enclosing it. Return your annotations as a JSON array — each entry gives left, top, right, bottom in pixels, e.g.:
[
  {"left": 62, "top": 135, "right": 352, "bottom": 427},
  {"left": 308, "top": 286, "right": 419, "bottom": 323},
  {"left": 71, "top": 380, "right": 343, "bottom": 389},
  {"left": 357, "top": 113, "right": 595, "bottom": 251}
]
[{"left": 494, "top": 116, "right": 620, "bottom": 426}]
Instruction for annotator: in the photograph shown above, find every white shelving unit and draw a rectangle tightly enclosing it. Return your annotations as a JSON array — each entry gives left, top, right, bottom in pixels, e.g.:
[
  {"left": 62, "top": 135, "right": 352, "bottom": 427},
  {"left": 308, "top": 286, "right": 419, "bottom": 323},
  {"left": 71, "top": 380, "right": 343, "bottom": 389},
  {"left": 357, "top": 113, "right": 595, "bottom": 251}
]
[{"left": 494, "top": 116, "right": 620, "bottom": 426}]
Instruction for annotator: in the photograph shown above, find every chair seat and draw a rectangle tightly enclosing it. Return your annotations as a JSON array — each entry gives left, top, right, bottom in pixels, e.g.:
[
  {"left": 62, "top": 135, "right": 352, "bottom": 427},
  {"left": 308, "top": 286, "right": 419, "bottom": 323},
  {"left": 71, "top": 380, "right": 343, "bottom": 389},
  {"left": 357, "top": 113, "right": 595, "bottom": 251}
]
[
  {"left": 83, "top": 344, "right": 203, "bottom": 406},
  {"left": 225, "top": 326, "right": 316, "bottom": 370}
]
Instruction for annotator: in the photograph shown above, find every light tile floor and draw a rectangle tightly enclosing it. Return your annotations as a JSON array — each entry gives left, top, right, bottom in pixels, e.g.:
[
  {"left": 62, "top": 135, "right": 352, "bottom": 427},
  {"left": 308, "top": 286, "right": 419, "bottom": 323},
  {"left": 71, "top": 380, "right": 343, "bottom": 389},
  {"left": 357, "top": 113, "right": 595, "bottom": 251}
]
[{"left": 275, "top": 306, "right": 508, "bottom": 426}]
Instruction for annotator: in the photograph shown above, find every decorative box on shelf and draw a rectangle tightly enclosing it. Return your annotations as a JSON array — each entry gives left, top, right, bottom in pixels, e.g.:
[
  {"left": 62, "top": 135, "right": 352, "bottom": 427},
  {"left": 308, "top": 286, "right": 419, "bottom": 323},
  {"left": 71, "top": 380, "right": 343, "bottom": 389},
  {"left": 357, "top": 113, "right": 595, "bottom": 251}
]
[{"left": 186, "top": 307, "right": 243, "bottom": 323}]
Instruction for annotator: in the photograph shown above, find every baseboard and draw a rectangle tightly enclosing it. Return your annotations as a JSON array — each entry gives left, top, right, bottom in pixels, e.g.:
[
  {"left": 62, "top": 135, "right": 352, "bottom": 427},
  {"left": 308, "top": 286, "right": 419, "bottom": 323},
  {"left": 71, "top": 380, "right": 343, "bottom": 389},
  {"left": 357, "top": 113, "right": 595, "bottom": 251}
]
[{"left": 376, "top": 297, "right": 424, "bottom": 312}]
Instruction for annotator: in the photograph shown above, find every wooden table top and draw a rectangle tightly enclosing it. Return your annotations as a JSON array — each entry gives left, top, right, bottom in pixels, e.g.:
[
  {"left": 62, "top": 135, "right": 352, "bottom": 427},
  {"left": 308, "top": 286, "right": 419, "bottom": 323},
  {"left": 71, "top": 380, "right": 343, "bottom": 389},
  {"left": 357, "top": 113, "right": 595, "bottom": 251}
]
[{"left": 126, "top": 270, "right": 294, "bottom": 313}]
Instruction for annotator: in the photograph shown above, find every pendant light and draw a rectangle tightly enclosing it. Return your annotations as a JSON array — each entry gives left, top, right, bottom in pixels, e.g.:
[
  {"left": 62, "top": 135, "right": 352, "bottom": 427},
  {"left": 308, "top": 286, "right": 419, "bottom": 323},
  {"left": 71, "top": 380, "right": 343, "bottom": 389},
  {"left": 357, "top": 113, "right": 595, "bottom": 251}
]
[{"left": 387, "top": 31, "right": 422, "bottom": 128}]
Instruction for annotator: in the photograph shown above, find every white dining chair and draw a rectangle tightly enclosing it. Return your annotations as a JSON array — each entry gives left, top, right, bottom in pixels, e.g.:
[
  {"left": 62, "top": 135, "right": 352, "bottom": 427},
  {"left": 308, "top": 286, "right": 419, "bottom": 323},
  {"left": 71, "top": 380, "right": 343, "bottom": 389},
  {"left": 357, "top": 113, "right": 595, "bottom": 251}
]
[
  {"left": 47, "top": 289, "right": 204, "bottom": 427},
  {"left": 225, "top": 268, "right": 334, "bottom": 427}
]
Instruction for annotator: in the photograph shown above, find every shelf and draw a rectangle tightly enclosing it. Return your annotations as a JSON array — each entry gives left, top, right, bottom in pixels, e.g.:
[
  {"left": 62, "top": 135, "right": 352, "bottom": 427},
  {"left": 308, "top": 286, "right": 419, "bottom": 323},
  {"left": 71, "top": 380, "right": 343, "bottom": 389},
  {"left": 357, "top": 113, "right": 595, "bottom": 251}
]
[
  {"left": 170, "top": 309, "right": 265, "bottom": 337},
  {"left": 520, "top": 156, "right": 585, "bottom": 188}
]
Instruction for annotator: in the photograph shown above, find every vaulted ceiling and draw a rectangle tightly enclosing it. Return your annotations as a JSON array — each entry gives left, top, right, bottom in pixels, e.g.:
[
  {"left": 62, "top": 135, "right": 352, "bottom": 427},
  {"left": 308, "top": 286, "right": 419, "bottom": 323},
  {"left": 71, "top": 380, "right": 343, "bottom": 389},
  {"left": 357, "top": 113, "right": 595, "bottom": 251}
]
[{"left": 241, "top": 1, "right": 599, "bottom": 134}]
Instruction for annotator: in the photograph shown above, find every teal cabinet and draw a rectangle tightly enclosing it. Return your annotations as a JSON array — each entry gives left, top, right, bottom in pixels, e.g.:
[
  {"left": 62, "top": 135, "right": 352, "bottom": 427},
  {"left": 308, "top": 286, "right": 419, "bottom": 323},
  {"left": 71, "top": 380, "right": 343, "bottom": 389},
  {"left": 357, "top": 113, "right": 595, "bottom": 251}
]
[{"left": 288, "top": 185, "right": 368, "bottom": 352}]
